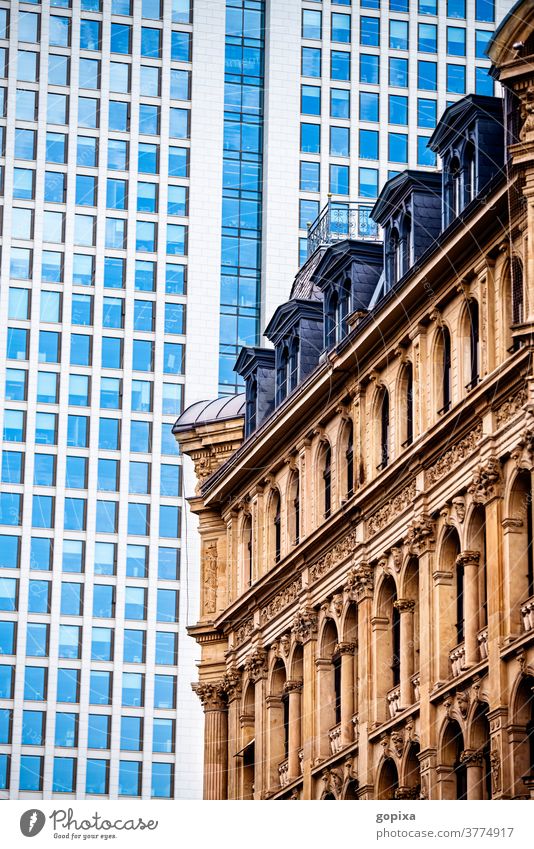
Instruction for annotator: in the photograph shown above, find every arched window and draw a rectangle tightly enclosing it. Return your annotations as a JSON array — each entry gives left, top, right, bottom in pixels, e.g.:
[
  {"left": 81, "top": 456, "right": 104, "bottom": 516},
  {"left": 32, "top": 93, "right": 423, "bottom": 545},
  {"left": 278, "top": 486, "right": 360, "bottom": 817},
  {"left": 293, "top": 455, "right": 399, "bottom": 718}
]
[
  {"left": 464, "top": 141, "right": 476, "bottom": 204},
  {"left": 322, "top": 443, "right": 332, "bottom": 519},
  {"left": 441, "top": 720, "right": 467, "bottom": 800},
  {"left": 401, "top": 213, "right": 412, "bottom": 273},
  {"left": 401, "top": 362, "right": 414, "bottom": 448},
  {"left": 456, "top": 555, "right": 465, "bottom": 644},
  {"left": 512, "top": 256, "right": 524, "bottom": 326},
  {"left": 288, "top": 337, "right": 299, "bottom": 392},
  {"left": 246, "top": 376, "right": 257, "bottom": 436},
  {"left": 345, "top": 421, "right": 354, "bottom": 498},
  {"left": 467, "top": 300, "right": 479, "bottom": 390},
  {"left": 333, "top": 654, "right": 342, "bottom": 725},
  {"left": 337, "top": 278, "right": 352, "bottom": 339},
  {"left": 437, "top": 326, "right": 452, "bottom": 414},
  {"left": 447, "top": 156, "right": 462, "bottom": 223},
  {"left": 277, "top": 345, "right": 289, "bottom": 404},
  {"left": 325, "top": 292, "right": 338, "bottom": 348},
  {"left": 289, "top": 471, "right": 300, "bottom": 547},
  {"left": 378, "top": 389, "right": 390, "bottom": 470},
  {"left": 243, "top": 515, "right": 253, "bottom": 589},
  {"left": 388, "top": 227, "right": 401, "bottom": 285},
  {"left": 270, "top": 490, "right": 281, "bottom": 565},
  {"left": 392, "top": 601, "right": 401, "bottom": 687}
]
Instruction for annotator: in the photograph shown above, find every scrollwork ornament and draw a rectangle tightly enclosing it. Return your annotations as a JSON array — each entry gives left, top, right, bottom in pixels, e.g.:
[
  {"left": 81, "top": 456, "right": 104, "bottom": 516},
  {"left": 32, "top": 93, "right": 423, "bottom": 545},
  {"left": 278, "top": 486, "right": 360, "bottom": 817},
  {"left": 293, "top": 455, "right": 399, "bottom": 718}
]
[
  {"left": 404, "top": 514, "right": 435, "bottom": 555},
  {"left": 467, "top": 456, "right": 502, "bottom": 503},
  {"left": 192, "top": 680, "right": 226, "bottom": 711},
  {"left": 291, "top": 608, "right": 318, "bottom": 643},
  {"left": 344, "top": 562, "right": 374, "bottom": 601},
  {"left": 244, "top": 647, "right": 267, "bottom": 682}
]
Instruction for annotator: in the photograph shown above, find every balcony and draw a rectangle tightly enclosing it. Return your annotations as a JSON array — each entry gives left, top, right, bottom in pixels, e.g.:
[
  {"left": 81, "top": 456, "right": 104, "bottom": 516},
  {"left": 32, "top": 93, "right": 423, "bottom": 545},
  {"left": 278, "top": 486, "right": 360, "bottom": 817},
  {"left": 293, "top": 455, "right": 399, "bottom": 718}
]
[
  {"left": 329, "top": 723, "right": 343, "bottom": 756},
  {"left": 521, "top": 595, "right": 534, "bottom": 632},
  {"left": 307, "top": 200, "right": 380, "bottom": 258},
  {"left": 387, "top": 686, "right": 401, "bottom": 718},
  {"left": 449, "top": 643, "right": 466, "bottom": 677}
]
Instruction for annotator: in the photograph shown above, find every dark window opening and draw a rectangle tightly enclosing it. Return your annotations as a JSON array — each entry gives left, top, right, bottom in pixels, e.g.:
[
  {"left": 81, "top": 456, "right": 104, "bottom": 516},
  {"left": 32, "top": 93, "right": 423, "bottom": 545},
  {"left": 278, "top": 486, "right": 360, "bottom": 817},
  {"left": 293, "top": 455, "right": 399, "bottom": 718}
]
[
  {"left": 392, "top": 601, "right": 401, "bottom": 687},
  {"left": 323, "top": 444, "right": 332, "bottom": 519},
  {"left": 456, "top": 560, "right": 465, "bottom": 643},
  {"left": 333, "top": 654, "right": 341, "bottom": 725},
  {"left": 346, "top": 423, "right": 354, "bottom": 497},
  {"left": 378, "top": 390, "right": 390, "bottom": 470},
  {"left": 466, "top": 300, "right": 479, "bottom": 390}
]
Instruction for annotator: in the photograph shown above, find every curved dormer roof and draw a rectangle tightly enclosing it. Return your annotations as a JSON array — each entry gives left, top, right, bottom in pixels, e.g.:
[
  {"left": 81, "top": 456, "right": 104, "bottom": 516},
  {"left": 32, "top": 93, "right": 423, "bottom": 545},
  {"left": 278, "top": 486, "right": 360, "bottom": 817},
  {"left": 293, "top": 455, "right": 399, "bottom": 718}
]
[
  {"left": 428, "top": 94, "right": 503, "bottom": 155},
  {"left": 173, "top": 394, "right": 245, "bottom": 433},
  {"left": 487, "top": 0, "right": 534, "bottom": 74}
]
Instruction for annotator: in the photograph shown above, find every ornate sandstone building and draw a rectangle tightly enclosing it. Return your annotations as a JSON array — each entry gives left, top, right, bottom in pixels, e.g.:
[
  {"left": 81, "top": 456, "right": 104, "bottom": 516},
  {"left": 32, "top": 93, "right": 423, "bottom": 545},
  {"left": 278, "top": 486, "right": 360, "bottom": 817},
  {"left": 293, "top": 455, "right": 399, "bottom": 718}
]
[{"left": 174, "top": 0, "right": 534, "bottom": 800}]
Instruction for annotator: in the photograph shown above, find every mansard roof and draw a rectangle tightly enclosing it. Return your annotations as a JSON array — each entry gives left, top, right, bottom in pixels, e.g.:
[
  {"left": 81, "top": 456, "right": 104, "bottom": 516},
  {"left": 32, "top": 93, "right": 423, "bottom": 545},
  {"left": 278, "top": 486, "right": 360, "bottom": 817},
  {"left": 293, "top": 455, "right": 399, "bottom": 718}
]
[
  {"left": 234, "top": 346, "right": 275, "bottom": 378},
  {"left": 310, "top": 239, "right": 383, "bottom": 291},
  {"left": 264, "top": 298, "right": 323, "bottom": 343},
  {"left": 428, "top": 94, "right": 503, "bottom": 154},
  {"left": 370, "top": 170, "right": 442, "bottom": 227}
]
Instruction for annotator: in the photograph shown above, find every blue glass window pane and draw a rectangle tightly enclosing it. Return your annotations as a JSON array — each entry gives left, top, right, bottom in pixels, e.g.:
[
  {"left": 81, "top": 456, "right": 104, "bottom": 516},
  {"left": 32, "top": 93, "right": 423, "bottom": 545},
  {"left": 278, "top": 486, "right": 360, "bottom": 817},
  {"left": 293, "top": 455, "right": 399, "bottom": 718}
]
[
  {"left": 123, "top": 629, "right": 145, "bottom": 663},
  {"left": 89, "top": 671, "right": 111, "bottom": 705},
  {"left": 86, "top": 759, "right": 108, "bottom": 794},
  {"left": 155, "top": 631, "right": 177, "bottom": 665},
  {"left": 151, "top": 762, "right": 172, "bottom": 798},
  {"left": 120, "top": 715, "right": 142, "bottom": 750},
  {"left": 88, "top": 715, "right": 110, "bottom": 749},
  {"left": 119, "top": 761, "right": 141, "bottom": 796},
  {"left": 53, "top": 757, "right": 76, "bottom": 792},
  {"left": 57, "top": 668, "right": 79, "bottom": 703},
  {"left": 20, "top": 755, "right": 43, "bottom": 791}
]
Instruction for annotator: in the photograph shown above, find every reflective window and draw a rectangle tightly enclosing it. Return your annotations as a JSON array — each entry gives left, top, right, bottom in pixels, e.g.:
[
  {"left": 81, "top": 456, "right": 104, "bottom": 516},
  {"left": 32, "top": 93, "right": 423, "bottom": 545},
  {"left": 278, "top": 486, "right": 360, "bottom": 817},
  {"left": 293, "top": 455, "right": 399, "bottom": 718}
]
[
  {"left": 20, "top": 755, "right": 43, "bottom": 791},
  {"left": 89, "top": 670, "right": 111, "bottom": 705},
  {"left": 119, "top": 761, "right": 141, "bottom": 796},
  {"left": 86, "top": 759, "right": 109, "bottom": 794},
  {"left": 88, "top": 715, "right": 110, "bottom": 750},
  {"left": 122, "top": 672, "right": 144, "bottom": 706},
  {"left": 120, "top": 716, "right": 142, "bottom": 750},
  {"left": 91, "top": 627, "right": 113, "bottom": 661},
  {"left": 152, "top": 763, "right": 173, "bottom": 798},
  {"left": 55, "top": 713, "right": 77, "bottom": 747},
  {"left": 155, "top": 630, "right": 177, "bottom": 664},
  {"left": 60, "top": 582, "right": 83, "bottom": 615},
  {"left": 124, "top": 629, "right": 146, "bottom": 663},
  {"left": 57, "top": 668, "right": 79, "bottom": 703},
  {"left": 125, "top": 587, "right": 146, "bottom": 620}
]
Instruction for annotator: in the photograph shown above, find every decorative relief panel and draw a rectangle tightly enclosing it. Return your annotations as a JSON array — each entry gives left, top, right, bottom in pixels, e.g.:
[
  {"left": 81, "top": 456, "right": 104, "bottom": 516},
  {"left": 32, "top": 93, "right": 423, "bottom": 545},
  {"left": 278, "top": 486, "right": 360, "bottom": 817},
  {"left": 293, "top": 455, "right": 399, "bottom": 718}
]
[
  {"left": 424, "top": 423, "right": 482, "bottom": 487},
  {"left": 367, "top": 481, "right": 417, "bottom": 537},
  {"left": 309, "top": 529, "right": 358, "bottom": 583},
  {"left": 260, "top": 577, "right": 302, "bottom": 625},
  {"left": 495, "top": 386, "right": 527, "bottom": 426}
]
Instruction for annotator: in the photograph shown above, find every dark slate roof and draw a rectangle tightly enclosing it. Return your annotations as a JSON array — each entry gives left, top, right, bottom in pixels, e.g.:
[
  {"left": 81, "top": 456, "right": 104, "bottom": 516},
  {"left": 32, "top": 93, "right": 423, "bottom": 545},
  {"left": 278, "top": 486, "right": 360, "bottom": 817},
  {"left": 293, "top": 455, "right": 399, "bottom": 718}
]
[
  {"left": 172, "top": 394, "right": 245, "bottom": 433},
  {"left": 234, "top": 346, "right": 275, "bottom": 378},
  {"left": 428, "top": 94, "right": 503, "bottom": 153},
  {"left": 289, "top": 246, "right": 327, "bottom": 301},
  {"left": 264, "top": 299, "right": 323, "bottom": 343},
  {"left": 370, "top": 170, "right": 442, "bottom": 226}
]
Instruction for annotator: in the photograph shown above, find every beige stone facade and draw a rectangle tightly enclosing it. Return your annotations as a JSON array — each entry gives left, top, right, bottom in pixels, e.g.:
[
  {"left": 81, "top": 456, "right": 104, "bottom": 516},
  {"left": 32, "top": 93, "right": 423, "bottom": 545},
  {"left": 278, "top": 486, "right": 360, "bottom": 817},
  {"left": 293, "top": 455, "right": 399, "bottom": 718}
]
[{"left": 175, "top": 2, "right": 534, "bottom": 800}]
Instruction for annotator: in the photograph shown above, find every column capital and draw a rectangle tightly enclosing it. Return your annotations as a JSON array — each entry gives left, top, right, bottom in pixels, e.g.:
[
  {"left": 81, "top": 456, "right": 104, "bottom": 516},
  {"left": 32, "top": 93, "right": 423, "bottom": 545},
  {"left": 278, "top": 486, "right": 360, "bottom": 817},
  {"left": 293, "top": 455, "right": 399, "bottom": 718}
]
[
  {"left": 460, "top": 749, "right": 484, "bottom": 767},
  {"left": 192, "top": 680, "right": 227, "bottom": 712},
  {"left": 291, "top": 607, "right": 318, "bottom": 643},
  {"left": 334, "top": 641, "right": 356, "bottom": 656},
  {"left": 467, "top": 455, "right": 502, "bottom": 503},
  {"left": 393, "top": 598, "right": 415, "bottom": 613},
  {"left": 244, "top": 646, "right": 268, "bottom": 682},
  {"left": 221, "top": 667, "right": 242, "bottom": 702},
  {"left": 284, "top": 679, "right": 303, "bottom": 694},
  {"left": 456, "top": 550, "right": 480, "bottom": 569}
]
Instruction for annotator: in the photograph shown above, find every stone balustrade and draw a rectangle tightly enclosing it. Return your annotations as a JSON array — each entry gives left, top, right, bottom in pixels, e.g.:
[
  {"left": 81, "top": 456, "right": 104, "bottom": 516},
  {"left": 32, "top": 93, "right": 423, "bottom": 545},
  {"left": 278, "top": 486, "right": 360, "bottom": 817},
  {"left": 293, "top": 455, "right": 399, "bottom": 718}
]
[
  {"left": 477, "top": 628, "right": 488, "bottom": 660},
  {"left": 278, "top": 758, "right": 289, "bottom": 788},
  {"left": 521, "top": 596, "right": 534, "bottom": 632},
  {"left": 449, "top": 643, "right": 466, "bottom": 677},
  {"left": 387, "top": 686, "right": 401, "bottom": 718},
  {"left": 328, "top": 723, "right": 343, "bottom": 755}
]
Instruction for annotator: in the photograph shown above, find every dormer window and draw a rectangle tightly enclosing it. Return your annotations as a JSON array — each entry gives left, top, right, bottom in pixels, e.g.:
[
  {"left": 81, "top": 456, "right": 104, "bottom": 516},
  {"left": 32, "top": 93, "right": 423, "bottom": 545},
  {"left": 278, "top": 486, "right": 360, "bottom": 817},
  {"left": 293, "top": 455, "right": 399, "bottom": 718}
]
[
  {"left": 277, "top": 345, "right": 289, "bottom": 404},
  {"left": 448, "top": 156, "right": 462, "bottom": 222},
  {"left": 337, "top": 278, "right": 352, "bottom": 338},
  {"left": 289, "top": 337, "right": 299, "bottom": 392},
  {"left": 464, "top": 141, "right": 476, "bottom": 205},
  {"left": 246, "top": 376, "right": 257, "bottom": 437},
  {"left": 326, "top": 291, "right": 339, "bottom": 347},
  {"left": 388, "top": 227, "right": 402, "bottom": 285}
]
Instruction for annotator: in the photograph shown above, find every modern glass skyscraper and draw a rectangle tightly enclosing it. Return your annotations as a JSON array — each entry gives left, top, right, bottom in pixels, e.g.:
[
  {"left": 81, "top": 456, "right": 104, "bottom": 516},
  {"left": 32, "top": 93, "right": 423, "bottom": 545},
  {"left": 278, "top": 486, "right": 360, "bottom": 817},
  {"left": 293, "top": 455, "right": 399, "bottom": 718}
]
[{"left": 0, "top": 0, "right": 514, "bottom": 801}]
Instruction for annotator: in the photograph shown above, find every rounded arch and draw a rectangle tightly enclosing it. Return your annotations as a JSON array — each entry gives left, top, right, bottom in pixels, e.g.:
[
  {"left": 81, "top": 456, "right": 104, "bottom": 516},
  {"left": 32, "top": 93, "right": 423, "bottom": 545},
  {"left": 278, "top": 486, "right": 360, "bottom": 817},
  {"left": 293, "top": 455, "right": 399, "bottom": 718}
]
[
  {"left": 240, "top": 678, "right": 256, "bottom": 799},
  {"left": 266, "top": 487, "right": 282, "bottom": 568},
  {"left": 458, "top": 297, "right": 480, "bottom": 392},
  {"left": 467, "top": 701, "right": 492, "bottom": 799},
  {"left": 506, "top": 468, "right": 534, "bottom": 631},
  {"left": 436, "top": 526, "right": 462, "bottom": 676},
  {"left": 439, "top": 718, "right": 467, "bottom": 800},
  {"left": 319, "top": 617, "right": 339, "bottom": 659},
  {"left": 370, "top": 383, "right": 390, "bottom": 472},
  {"left": 336, "top": 416, "right": 354, "bottom": 501},
  {"left": 286, "top": 468, "right": 300, "bottom": 548},
  {"left": 240, "top": 511, "right": 253, "bottom": 592},
  {"left": 509, "top": 672, "right": 534, "bottom": 798},
  {"left": 396, "top": 359, "right": 414, "bottom": 449},
  {"left": 268, "top": 655, "right": 288, "bottom": 695},
  {"left": 289, "top": 642, "right": 303, "bottom": 682},
  {"left": 402, "top": 741, "right": 421, "bottom": 796},
  {"left": 432, "top": 322, "right": 452, "bottom": 415},
  {"left": 465, "top": 502, "right": 487, "bottom": 634},
  {"left": 315, "top": 438, "right": 333, "bottom": 523},
  {"left": 374, "top": 573, "right": 400, "bottom": 719},
  {"left": 376, "top": 757, "right": 399, "bottom": 800}
]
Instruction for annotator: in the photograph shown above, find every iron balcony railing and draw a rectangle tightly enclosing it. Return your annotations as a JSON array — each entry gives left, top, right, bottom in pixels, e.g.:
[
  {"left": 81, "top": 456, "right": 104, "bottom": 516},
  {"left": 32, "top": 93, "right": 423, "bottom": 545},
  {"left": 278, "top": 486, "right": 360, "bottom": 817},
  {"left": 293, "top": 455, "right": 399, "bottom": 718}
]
[{"left": 307, "top": 200, "right": 380, "bottom": 258}]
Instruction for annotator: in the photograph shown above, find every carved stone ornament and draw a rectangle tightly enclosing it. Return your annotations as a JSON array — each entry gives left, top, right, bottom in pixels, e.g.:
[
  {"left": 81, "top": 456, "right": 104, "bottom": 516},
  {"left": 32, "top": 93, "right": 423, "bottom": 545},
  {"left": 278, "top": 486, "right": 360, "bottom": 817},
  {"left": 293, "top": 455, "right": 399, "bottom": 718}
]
[
  {"left": 519, "top": 85, "right": 534, "bottom": 141},
  {"left": 192, "top": 680, "right": 226, "bottom": 711},
  {"left": 404, "top": 514, "right": 435, "bottom": 555},
  {"left": 511, "top": 428, "right": 534, "bottom": 471},
  {"left": 260, "top": 577, "right": 301, "bottom": 625},
  {"left": 456, "top": 550, "right": 480, "bottom": 571},
  {"left": 390, "top": 546, "right": 403, "bottom": 572},
  {"left": 456, "top": 690, "right": 470, "bottom": 719},
  {"left": 367, "top": 481, "right": 417, "bottom": 536},
  {"left": 334, "top": 641, "right": 356, "bottom": 657},
  {"left": 203, "top": 541, "right": 218, "bottom": 615},
  {"left": 280, "top": 633, "right": 291, "bottom": 658},
  {"left": 460, "top": 749, "right": 484, "bottom": 767},
  {"left": 452, "top": 496, "right": 466, "bottom": 523},
  {"left": 284, "top": 679, "right": 303, "bottom": 695},
  {"left": 332, "top": 593, "right": 344, "bottom": 617},
  {"left": 425, "top": 423, "right": 482, "bottom": 488},
  {"left": 291, "top": 608, "right": 318, "bottom": 643},
  {"left": 221, "top": 667, "right": 242, "bottom": 702},
  {"left": 394, "top": 598, "right": 415, "bottom": 613},
  {"left": 322, "top": 768, "right": 342, "bottom": 797},
  {"left": 467, "top": 456, "right": 502, "bottom": 503},
  {"left": 391, "top": 730, "right": 405, "bottom": 758},
  {"left": 244, "top": 647, "right": 267, "bottom": 682},
  {"left": 345, "top": 562, "right": 374, "bottom": 601},
  {"left": 490, "top": 749, "right": 501, "bottom": 795},
  {"left": 395, "top": 786, "right": 420, "bottom": 800},
  {"left": 495, "top": 387, "right": 527, "bottom": 426},
  {"left": 380, "top": 733, "right": 391, "bottom": 759},
  {"left": 235, "top": 617, "right": 254, "bottom": 647},
  {"left": 309, "top": 530, "right": 358, "bottom": 584}
]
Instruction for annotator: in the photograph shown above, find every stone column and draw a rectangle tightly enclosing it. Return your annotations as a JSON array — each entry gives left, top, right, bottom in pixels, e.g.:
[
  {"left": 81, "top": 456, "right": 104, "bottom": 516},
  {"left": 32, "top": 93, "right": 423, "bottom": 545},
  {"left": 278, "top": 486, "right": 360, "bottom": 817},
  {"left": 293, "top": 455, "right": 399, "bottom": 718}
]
[
  {"left": 291, "top": 608, "right": 317, "bottom": 799},
  {"left": 244, "top": 646, "right": 267, "bottom": 798},
  {"left": 266, "top": 694, "right": 285, "bottom": 792},
  {"left": 457, "top": 551, "right": 480, "bottom": 666},
  {"left": 394, "top": 599, "right": 415, "bottom": 709},
  {"left": 222, "top": 667, "right": 242, "bottom": 800},
  {"left": 461, "top": 749, "right": 485, "bottom": 800},
  {"left": 315, "top": 657, "right": 334, "bottom": 759},
  {"left": 285, "top": 679, "right": 303, "bottom": 781},
  {"left": 336, "top": 642, "right": 356, "bottom": 747},
  {"left": 193, "top": 681, "right": 228, "bottom": 800}
]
